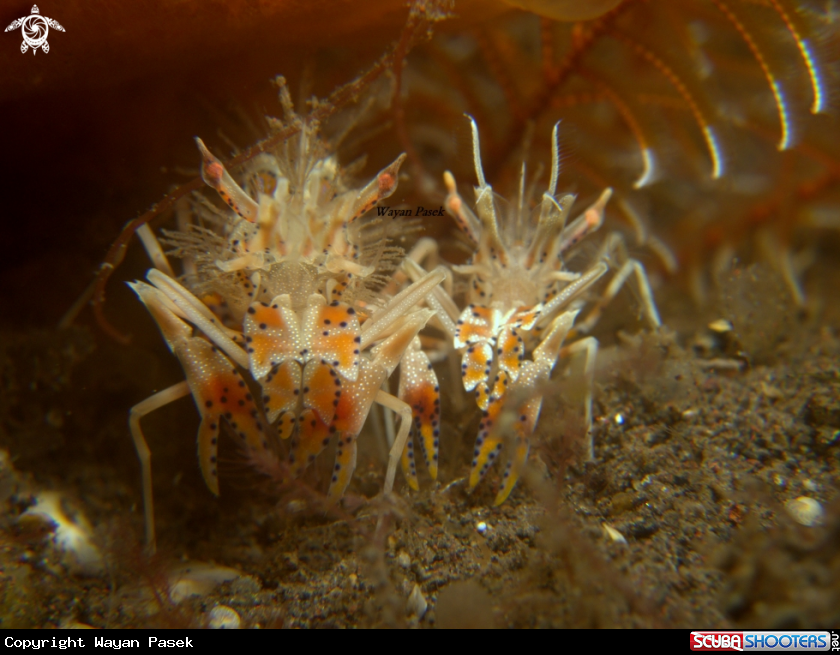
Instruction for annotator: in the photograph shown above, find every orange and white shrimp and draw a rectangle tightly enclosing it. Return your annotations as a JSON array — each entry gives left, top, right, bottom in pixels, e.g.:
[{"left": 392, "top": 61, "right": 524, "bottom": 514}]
[
  {"left": 405, "top": 116, "right": 661, "bottom": 505},
  {"left": 129, "top": 81, "right": 444, "bottom": 551}
]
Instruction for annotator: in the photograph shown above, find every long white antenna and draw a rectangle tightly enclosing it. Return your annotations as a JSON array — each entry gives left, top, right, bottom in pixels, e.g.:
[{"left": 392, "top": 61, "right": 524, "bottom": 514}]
[
  {"left": 467, "top": 115, "right": 487, "bottom": 188},
  {"left": 548, "top": 121, "right": 561, "bottom": 197}
]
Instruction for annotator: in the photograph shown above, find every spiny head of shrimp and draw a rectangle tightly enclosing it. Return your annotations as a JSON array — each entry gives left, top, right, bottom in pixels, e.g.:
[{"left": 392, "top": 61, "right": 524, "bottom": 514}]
[
  {"left": 217, "top": 153, "right": 355, "bottom": 275},
  {"left": 469, "top": 240, "right": 545, "bottom": 313},
  {"left": 456, "top": 116, "right": 590, "bottom": 314}
]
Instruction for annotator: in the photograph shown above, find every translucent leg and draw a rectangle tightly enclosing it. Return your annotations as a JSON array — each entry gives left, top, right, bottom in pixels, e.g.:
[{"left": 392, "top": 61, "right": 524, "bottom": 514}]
[
  {"left": 375, "top": 389, "right": 414, "bottom": 496},
  {"left": 559, "top": 336, "right": 598, "bottom": 462},
  {"left": 575, "top": 258, "right": 661, "bottom": 335},
  {"left": 128, "top": 381, "right": 191, "bottom": 554}
]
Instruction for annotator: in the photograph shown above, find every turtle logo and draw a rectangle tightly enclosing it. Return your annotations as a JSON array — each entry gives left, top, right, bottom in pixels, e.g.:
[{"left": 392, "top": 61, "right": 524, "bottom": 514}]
[{"left": 5, "top": 5, "right": 65, "bottom": 55}]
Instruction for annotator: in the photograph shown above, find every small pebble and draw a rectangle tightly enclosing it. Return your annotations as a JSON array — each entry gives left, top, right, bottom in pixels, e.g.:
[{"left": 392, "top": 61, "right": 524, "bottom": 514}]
[
  {"left": 476, "top": 521, "right": 488, "bottom": 535},
  {"left": 396, "top": 551, "right": 411, "bottom": 568},
  {"left": 406, "top": 584, "right": 427, "bottom": 619},
  {"left": 709, "top": 318, "right": 733, "bottom": 333},
  {"left": 208, "top": 605, "right": 241, "bottom": 629},
  {"left": 602, "top": 523, "right": 627, "bottom": 544},
  {"left": 786, "top": 496, "right": 825, "bottom": 527},
  {"left": 21, "top": 492, "right": 103, "bottom": 575},
  {"left": 167, "top": 562, "right": 241, "bottom": 604}
]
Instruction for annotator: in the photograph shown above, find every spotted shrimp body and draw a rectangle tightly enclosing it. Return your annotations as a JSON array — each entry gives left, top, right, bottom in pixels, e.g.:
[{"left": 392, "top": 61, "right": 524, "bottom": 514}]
[
  {"left": 129, "top": 83, "right": 445, "bottom": 551},
  {"left": 405, "top": 117, "right": 661, "bottom": 505}
]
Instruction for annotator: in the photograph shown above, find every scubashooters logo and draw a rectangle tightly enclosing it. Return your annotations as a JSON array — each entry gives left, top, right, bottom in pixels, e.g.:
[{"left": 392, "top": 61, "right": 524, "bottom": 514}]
[
  {"left": 5, "top": 5, "right": 65, "bottom": 54},
  {"left": 691, "top": 631, "right": 832, "bottom": 652}
]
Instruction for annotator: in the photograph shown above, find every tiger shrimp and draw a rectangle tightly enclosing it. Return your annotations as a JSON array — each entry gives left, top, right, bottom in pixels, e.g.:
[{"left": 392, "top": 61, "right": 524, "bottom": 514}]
[
  {"left": 128, "top": 81, "right": 444, "bottom": 551},
  {"left": 403, "top": 116, "right": 661, "bottom": 505}
]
